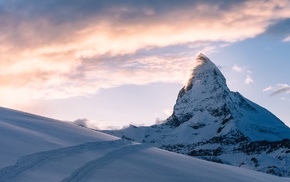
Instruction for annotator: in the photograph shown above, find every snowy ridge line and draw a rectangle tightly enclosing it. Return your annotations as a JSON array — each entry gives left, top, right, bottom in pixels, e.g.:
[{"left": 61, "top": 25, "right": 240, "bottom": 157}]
[
  {"left": 103, "top": 54, "right": 290, "bottom": 177},
  {"left": 0, "top": 139, "right": 130, "bottom": 182},
  {"left": 61, "top": 144, "right": 150, "bottom": 182}
]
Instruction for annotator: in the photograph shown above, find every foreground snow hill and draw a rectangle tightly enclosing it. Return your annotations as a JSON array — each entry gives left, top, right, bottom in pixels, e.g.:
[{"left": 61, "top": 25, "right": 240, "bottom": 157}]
[
  {"left": 0, "top": 107, "right": 289, "bottom": 181},
  {"left": 104, "top": 53, "right": 290, "bottom": 177}
]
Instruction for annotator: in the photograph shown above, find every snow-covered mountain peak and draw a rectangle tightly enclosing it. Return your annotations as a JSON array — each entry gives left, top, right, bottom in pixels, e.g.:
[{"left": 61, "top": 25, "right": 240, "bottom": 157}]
[
  {"left": 167, "top": 54, "right": 289, "bottom": 141},
  {"left": 193, "top": 52, "right": 215, "bottom": 71},
  {"left": 192, "top": 53, "right": 221, "bottom": 75},
  {"left": 105, "top": 54, "right": 290, "bottom": 177},
  {"left": 169, "top": 54, "right": 230, "bottom": 127},
  {"left": 183, "top": 53, "right": 227, "bottom": 93}
]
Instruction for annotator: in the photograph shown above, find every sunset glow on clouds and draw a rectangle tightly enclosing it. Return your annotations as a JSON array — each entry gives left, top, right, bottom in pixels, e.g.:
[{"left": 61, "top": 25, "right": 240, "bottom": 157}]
[
  {"left": 1, "top": 0, "right": 290, "bottom": 103},
  {"left": 1, "top": 0, "right": 290, "bottom": 127}
]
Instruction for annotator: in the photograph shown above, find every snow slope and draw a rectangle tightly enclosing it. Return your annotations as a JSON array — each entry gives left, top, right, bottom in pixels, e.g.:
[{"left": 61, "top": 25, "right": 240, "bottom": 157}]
[
  {"left": 0, "top": 107, "right": 289, "bottom": 181},
  {"left": 104, "top": 53, "right": 290, "bottom": 177}
]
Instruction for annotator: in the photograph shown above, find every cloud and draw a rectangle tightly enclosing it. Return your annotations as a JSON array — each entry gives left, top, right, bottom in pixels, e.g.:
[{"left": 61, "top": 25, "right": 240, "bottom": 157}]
[
  {"left": 73, "top": 118, "right": 99, "bottom": 129},
  {"left": 264, "top": 18, "right": 290, "bottom": 40},
  {"left": 283, "top": 35, "right": 290, "bottom": 42},
  {"left": 270, "top": 84, "right": 290, "bottom": 96},
  {"left": 232, "top": 64, "right": 244, "bottom": 72},
  {"left": 245, "top": 75, "right": 254, "bottom": 84},
  {"left": 263, "top": 84, "right": 290, "bottom": 96},
  {"left": 2, "top": 0, "right": 290, "bottom": 55},
  {"left": 1, "top": 0, "right": 290, "bottom": 107},
  {"left": 263, "top": 86, "right": 273, "bottom": 92},
  {"left": 231, "top": 64, "right": 254, "bottom": 84},
  {"left": 0, "top": 39, "right": 223, "bottom": 107}
]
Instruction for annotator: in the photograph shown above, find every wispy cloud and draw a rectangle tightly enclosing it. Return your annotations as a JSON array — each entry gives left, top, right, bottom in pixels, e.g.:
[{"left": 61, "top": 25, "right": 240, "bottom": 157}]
[
  {"left": 0, "top": 49, "right": 197, "bottom": 106},
  {"left": 270, "top": 84, "right": 290, "bottom": 96},
  {"left": 0, "top": 0, "right": 290, "bottom": 106},
  {"left": 263, "top": 84, "right": 290, "bottom": 96},
  {"left": 232, "top": 64, "right": 244, "bottom": 72},
  {"left": 283, "top": 35, "right": 290, "bottom": 42},
  {"left": 245, "top": 75, "right": 254, "bottom": 84},
  {"left": 263, "top": 86, "right": 273, "bottom": 92},
  {"left": 232, "top": 64, "right": 254, "bottom": 84}
]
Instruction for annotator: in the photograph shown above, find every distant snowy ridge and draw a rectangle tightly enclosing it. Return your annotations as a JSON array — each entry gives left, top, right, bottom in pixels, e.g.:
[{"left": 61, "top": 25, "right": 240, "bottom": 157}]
[
  {"left": 1, "top": 107, "right": 289, "bottom": 181},
  {"left": 104, "top": 53, "right": 290, "bottom": 177}
]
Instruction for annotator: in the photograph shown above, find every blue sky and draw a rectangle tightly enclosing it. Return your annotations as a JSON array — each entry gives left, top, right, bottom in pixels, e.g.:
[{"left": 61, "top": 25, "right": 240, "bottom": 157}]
[{"left": 0, "top": 0, "right": 289, "bottom": 128}]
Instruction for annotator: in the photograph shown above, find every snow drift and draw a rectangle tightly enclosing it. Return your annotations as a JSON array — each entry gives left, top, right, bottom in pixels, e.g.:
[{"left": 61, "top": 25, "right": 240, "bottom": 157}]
[{"left": 0, "top": 107, "right": 289, "bottom": 181}]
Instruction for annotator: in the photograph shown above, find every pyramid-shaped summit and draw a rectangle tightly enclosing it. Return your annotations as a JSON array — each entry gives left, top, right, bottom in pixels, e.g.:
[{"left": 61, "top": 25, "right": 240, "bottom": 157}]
[
  {"left": 105, "top": 53, "right": 290, "bottom": 177},
  {"left": 167, "top": 53, "right": 230, "bottom": 127},
  {"left": 178, "top": 53, "right": 228, "bottom": 99}
]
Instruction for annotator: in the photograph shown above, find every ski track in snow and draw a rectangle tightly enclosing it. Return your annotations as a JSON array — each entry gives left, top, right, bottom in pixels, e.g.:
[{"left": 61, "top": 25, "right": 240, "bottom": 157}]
[
  {"left": 0, "top": 139, "right": 130, "bottom": 182},
  {"left": 61, "top": 144, "right": 150, "bottom": 182}
]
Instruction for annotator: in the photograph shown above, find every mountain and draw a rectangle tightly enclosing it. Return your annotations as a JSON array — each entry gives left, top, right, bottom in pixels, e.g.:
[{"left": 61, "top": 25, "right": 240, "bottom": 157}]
[
  {"left": 1, "top": 107, "right": 288, "bottom": 182},
  {"left": 104, "top": 53, "right": 290, "bottom": 177}
]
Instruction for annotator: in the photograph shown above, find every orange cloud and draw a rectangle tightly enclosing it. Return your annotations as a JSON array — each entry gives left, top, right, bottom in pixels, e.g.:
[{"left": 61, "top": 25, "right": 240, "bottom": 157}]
[{"left": 0, "top": 0, "right": 290, "bottom": 107}]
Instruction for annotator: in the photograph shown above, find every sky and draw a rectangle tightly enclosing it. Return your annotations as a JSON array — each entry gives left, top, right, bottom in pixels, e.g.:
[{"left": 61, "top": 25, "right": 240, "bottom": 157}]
[{"left": 0, "top": 0, "right": 290, "bottom": 129}]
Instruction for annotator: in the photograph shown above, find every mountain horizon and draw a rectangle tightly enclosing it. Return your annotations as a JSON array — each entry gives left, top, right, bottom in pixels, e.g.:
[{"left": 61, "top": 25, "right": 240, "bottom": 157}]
[
  {"left": 1, "top": 105, "right": 288, "bottom": 181},
  {"left": 105, "top": 53, "right": 290, "bottom": 177}
]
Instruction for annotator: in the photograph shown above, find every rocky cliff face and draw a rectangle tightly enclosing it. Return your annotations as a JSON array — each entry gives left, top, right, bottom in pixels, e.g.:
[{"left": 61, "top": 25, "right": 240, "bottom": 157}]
[{"left": 104, "top": 53, "right": 290, "bottom": 177}]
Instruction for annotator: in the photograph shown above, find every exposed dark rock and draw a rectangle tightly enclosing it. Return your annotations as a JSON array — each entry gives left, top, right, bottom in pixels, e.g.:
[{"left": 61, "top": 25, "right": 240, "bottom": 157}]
[
  {"left": 190, "top": 123, "right": 206, "bottom": 129},
  {"left": 189, "top": 147, "right": 223, "bottom": 156},
  {"left": 235, "top": 139, "right": 290, "bottom": 155}
]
